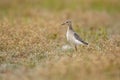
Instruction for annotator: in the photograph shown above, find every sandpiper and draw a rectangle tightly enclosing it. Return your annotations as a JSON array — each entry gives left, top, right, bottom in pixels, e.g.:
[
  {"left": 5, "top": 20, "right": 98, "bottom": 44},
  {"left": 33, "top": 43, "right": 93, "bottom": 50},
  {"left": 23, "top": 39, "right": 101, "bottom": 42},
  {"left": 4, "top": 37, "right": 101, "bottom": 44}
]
[{"left": 62, "top": 20, "right": 88, "bottom": 51}]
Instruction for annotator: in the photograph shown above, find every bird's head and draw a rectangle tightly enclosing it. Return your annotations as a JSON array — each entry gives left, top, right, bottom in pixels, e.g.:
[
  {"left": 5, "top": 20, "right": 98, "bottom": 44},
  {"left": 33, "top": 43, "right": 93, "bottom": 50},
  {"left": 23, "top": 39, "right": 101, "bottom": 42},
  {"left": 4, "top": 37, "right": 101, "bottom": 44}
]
[{"left": 61, "top": 20, "right": 72, "bottom": 26}]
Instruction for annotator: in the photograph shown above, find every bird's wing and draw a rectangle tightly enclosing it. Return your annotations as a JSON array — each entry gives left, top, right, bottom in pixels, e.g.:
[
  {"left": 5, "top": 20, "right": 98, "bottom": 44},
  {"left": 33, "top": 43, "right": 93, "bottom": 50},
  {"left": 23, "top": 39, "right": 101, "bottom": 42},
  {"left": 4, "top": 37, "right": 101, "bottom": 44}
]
[{"left": 74, "top": 33, "right": 88, "bottom": 45}]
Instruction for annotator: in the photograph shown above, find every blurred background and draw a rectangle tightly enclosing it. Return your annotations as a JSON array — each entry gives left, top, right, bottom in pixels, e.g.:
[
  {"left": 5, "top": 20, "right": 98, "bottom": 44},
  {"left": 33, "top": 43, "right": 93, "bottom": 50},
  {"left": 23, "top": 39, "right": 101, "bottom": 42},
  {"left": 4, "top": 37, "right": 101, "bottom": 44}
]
[
  {"left": 0, "top": 0, "right": 120, "bottom": 80},
  {"left": 0, "top": 0, "right": 120, "bottom": 16}
]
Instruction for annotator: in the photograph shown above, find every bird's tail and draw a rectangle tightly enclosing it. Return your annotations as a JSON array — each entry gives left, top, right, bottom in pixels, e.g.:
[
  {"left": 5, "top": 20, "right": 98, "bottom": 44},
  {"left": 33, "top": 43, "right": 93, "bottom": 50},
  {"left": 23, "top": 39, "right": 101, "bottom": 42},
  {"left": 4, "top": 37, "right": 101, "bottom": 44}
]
[{"left": 82, "top": 41, "right": 88, "bottom": 45}]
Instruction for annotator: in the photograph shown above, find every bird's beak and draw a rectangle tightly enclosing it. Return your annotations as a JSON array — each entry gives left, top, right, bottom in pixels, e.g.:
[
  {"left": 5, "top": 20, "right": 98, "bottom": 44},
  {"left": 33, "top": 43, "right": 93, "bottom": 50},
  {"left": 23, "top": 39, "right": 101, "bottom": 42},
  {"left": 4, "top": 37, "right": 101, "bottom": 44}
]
[{"left": 61, "top": 22, "right": 66, "bottom": 25}]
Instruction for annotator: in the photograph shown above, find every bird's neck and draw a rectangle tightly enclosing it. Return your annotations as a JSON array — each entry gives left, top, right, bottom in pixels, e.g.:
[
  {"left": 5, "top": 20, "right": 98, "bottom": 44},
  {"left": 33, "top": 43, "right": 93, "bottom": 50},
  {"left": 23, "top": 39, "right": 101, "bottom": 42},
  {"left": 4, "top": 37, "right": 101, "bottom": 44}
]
[{"left": 68, "top": 24, "right": 73, "bottom": 30}]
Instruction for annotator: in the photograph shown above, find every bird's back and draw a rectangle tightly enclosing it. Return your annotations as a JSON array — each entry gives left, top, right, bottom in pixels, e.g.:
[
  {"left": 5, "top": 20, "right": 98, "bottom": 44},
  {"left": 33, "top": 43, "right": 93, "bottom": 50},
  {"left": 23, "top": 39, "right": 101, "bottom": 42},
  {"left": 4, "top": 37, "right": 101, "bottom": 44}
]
[{"left": 74, "top": 33, "right": 88, "bottom": 45}]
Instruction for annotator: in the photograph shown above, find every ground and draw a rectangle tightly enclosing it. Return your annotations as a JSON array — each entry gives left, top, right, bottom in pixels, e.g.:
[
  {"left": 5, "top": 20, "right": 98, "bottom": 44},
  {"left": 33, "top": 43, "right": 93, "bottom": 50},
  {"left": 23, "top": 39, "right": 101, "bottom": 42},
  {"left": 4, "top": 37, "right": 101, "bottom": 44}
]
[{"left": 0, "top": 0, "right": 120, "bottom": 80}]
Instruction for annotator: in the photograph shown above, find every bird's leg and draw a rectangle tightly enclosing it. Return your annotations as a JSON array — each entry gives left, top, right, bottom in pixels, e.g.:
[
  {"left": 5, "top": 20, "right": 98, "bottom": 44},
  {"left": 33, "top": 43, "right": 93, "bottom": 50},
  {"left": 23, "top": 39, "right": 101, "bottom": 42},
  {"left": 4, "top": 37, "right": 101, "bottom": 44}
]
[{"left": 75, "top": 45, "right": 77, "bottom": 51}]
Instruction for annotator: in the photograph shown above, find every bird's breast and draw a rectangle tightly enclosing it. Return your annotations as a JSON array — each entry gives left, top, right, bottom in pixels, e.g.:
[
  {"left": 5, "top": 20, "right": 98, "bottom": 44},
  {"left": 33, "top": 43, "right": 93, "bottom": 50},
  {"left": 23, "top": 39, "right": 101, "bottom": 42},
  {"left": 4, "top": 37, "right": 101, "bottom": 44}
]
[
  {"left": 66, "top": 30, "right": 84, "bottom": 45},
  {"left": 66, "top": 30, "right": 74, "bottom": 43}
]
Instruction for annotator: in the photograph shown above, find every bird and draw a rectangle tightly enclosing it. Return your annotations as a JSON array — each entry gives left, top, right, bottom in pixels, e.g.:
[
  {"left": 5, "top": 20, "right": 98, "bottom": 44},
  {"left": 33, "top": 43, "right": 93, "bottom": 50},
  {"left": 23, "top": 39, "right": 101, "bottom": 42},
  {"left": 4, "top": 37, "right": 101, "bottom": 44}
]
[{"left": 61, "top": 20, "right": 88, "bottom": 51}]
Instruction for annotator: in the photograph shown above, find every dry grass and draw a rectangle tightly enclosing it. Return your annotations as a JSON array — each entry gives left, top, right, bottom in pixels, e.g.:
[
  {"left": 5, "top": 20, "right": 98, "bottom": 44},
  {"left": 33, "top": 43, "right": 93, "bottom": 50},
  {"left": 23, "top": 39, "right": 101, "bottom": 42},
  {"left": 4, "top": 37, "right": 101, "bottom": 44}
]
[{"left": 0, "top": 0, "right": 120, "bottom": 80}]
